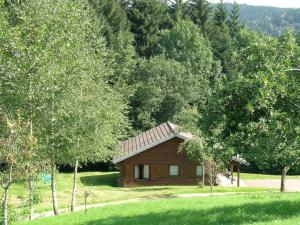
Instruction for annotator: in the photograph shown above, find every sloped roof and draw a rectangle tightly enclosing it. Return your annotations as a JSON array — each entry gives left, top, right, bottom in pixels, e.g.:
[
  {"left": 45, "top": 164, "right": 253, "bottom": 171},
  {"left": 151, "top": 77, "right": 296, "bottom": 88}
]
[
  {"left": 113, "top": 121, "right": 193, "bottom": 164},
  {"left": 231, "top": 155, "right": 250, "bottom": 166}
]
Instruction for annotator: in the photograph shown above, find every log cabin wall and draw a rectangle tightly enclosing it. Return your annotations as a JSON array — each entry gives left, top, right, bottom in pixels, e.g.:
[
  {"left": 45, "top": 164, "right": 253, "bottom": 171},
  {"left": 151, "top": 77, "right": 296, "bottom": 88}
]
[{"left": 117, "top": 137, "right": 202, "bottom": 187}]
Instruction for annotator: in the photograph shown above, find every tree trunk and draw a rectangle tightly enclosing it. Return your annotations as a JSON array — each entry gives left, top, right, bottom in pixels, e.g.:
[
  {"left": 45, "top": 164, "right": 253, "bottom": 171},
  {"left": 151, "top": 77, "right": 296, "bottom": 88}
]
[
  {"left": 51, "top": 160, "right": 59, "bottom": 215},
  {"left": 210, "top": 162, "right": 214, "bottom": 196},
  {"left": 237, "top": 165, "right": 240, "bottom": 187},
  {"left": 71, "top": 159, "right": 79, "bottom": 212},
  {"left": 28, "top": 177, "right": 34, "bottom": 220},
  {"left": 1, "top": 165, "right": 12, "bottom": 225},
  {"left": 280, "top": 166, "right": 289, "bottom": 192},
  {"left": 230, "top": 164, "right": 234, "bottom": 185},
  {"left": 202, "top": 162, "right": 205, "bottom": 187},
  {"left": 2, "top": 187, "right": 9, "bottom": 225}
]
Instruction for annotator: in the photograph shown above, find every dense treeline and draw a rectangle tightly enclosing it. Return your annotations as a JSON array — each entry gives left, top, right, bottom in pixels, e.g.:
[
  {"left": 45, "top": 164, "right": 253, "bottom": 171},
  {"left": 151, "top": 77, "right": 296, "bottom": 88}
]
[
  {"left": 0, "top": 0, "right": 299, "bottom": 224},
  {"left": 222, "top": 3, "right": 300, "bottom": 36}
]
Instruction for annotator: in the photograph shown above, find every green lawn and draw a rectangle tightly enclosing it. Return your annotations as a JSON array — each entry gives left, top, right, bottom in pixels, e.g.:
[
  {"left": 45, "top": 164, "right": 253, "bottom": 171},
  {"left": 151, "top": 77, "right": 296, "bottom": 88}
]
[
  {"left": 17, "top": 193, "right": 300, "bottom": 225},
  {"left": 240, "top": 173, "right": 300, "bottom": 180},
  {"left": 6, "top": 172, "right": 272, "bottom": 213}
]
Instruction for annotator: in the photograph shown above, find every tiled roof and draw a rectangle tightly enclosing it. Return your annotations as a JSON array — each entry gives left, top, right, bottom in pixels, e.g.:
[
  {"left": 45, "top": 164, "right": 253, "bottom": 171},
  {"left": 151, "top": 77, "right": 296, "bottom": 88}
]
[{"left": 113, "top": 121, "right": 193, "bottom": 164}]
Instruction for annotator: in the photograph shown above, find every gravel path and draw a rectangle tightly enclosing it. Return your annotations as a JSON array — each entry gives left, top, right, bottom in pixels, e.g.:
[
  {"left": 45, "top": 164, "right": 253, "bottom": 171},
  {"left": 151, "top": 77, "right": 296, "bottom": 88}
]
[{"left": 243, "top": 179, "right": 300, "bottom": 192}]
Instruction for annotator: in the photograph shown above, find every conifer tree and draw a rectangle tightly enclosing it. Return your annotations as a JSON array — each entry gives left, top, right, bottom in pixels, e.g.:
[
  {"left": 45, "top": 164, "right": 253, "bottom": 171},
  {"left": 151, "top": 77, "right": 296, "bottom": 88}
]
[
  {"left": 228, "top": 1, "right": 241, "bottom": 38},
  {"left": 90, "top": 0, "right": 136, "bottom": 86},
  {"left": 187, "top": 0, "right": 211, "bottom": 35},
  {"left": 126, "top": 0, "right": 171, "bottom": 57},
  {"left": 213, "top": 0, "right": 227, "bottom": 28},
  {"left": 208, "top": 0, "right": 232, "bottom": 73},
  {"left": 90, "top": 0, "right": 129, "bottom": 45}
]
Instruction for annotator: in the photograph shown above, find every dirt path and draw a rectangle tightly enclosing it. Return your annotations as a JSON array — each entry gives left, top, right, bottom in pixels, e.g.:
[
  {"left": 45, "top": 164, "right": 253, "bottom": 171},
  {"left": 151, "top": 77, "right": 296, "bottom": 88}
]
[
  {"left": 31, "top": 192, "right": 260, "bottom": 220},
  {"left": 243, "top": 179, "right": 300, "bottom": 192}
]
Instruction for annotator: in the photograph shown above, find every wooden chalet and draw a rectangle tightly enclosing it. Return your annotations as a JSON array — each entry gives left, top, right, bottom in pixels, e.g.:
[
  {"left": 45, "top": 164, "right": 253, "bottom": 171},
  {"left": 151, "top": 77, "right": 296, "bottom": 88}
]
[{"left": 113, "top": 121, "right": 204, "bottom": 187}]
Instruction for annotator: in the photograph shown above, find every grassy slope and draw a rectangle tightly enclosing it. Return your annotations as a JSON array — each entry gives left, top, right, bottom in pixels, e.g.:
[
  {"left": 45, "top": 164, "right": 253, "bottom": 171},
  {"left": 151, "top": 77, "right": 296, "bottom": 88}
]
[
  {"left": 6, "top": 172, "right": 272, "bottom": 213},
  {"left": 17, "top": 193, "right": 300, "bottom": 225}
]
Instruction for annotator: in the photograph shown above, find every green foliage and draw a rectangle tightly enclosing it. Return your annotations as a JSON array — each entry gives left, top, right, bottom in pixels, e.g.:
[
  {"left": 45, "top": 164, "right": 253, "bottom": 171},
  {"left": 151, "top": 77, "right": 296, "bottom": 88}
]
[
  {"left": 208, "top": 1, "right": 233, "bottom": 73},
  {"left": 126, "top": 0, "right": 171, "bottom": 57},
  {"left": 296, "top": 32, "right": 300, "bottom": 46},
  {"left": 89, "top": 0, "right": 136, "bottom": 97},
  {"left": 130, "top": 56, "right": 190, "bottom": 130},
  {"left": 155, "top": 20, "right": 218, "bottom": 98},
  {"left": 186, "top": 0, "right": 211, "bottom": 35},
  {"left": 179, "top": 135, "right": 207, "bottom": 163},
  {"left": 213, "top": 1, "right": 227, "bottom": 28},
  {"left": 203, "top": 31, "right": 300, "bottom": 171},
  {"left": 90, "top": 0, "right": 129, "bottom": 44},
  {"left": 130, "top": 20, "right": 219, "bottom": 130},
  {"left": 168, "top": 0, "right": 187, "bottom": 22},
  {"left": 155, "top": 20, "right": 213, "bottom": 73},
  {"left": 224, "top": 3, "right": 300, "bottom": 36},
  {"left": 228, "top": 1, "right": 241, "bottom": 38},
  {"left": 173, "top": 106, "right": 200, "bottom": 133}
]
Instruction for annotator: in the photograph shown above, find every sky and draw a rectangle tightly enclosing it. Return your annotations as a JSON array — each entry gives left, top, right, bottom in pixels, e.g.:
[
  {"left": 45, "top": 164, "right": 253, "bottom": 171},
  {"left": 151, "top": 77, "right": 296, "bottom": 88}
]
[{"left": 209, "top": 0, "right": 300, "bottom": 8}]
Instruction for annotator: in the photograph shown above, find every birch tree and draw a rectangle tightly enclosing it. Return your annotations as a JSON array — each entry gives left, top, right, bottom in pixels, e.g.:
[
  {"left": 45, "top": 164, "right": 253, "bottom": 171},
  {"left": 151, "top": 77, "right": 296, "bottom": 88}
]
[
  {"left": 5, "top": 0, "right": 101, "bottom": 215},
  {"left": 63, "top": 49, "right": 128, "bottom": 212},
  {"left": 66, "top": 82, "right": 128, "bottom": 211},
  {"left": 0, "top": 114, "right": 26, "bottom": 225}
]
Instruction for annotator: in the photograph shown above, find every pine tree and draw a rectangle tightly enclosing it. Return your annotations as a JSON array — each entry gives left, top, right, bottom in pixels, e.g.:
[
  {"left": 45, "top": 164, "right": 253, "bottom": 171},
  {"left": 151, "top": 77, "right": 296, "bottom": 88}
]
[
  {"left": 187, "top": 0, "right": 212, "bottom": 35},
  {"left": 90, "top": 0, "right": 129, "bottom": 45},
  {"left": 228, "top": 1, "right": 241, "bottom": 38},
  {"left": 90, "top": 0, "right": 136, "bottom": 87},
  {"left": 208, "top": 0, "right": 232, "bottom": 73},
  {"left": 126, "top": 0, "right": 171, "bottom": 57},
  {"left": 213, "top": 0, "right": 227, "bottom": 28}
]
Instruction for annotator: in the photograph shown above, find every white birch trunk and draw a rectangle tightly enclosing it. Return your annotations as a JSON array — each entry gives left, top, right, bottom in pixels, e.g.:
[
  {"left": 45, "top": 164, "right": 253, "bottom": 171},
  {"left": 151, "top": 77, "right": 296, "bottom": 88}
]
[
  {"left": 71, "top": 159, "right": 79, "bottom": 212},
  {"left": 51, "top": 160, "right": 59, "bottom": 215},
  {"left": 202, "top": 161, "right": 205, "bottom": 187},
  {"left": 2, "top": 187, "right": 9, "bottom": 225},
  {"left": 28, "top": 177, "right": 34, "bottom": 220}
]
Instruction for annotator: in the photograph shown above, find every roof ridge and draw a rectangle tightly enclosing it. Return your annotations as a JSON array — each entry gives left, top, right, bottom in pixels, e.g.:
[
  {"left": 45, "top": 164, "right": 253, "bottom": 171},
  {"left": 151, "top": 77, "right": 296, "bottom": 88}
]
[{"left": 166, "top": 121, "right": 177, "bottom": 133}]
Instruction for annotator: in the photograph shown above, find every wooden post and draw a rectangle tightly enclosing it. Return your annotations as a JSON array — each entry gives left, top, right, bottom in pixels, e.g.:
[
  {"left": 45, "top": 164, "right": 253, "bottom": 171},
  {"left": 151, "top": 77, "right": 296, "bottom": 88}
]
[
  {"left": 237, "top": 164, "right": 240, "bottom": 187},
  {"left": 230, "top": 164, "right": 234, "bottom": 185}
]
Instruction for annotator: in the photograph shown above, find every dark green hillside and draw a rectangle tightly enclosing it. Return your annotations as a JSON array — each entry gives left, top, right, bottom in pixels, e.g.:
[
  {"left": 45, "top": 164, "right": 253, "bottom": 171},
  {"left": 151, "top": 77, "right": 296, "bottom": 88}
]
[{"left": 223, "top": 3, "right": 300, "bottom": 36}]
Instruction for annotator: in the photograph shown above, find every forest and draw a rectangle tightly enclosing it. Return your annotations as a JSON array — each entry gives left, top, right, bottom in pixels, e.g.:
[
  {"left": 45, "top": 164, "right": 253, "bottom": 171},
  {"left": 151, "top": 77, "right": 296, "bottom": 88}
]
[
  {"left": 223, "top": 3, "right": 300, "bottom": 36},
  {"left": 0, "top": 0, "right": 299, "bottom": 225}
]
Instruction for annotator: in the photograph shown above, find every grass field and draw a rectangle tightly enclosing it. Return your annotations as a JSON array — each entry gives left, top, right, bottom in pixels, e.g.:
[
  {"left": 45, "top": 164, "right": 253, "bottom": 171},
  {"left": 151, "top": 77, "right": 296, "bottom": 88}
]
[
  {"left": 16, "top": 192, "right": 300, "bottom": 225},
  {"left": 239, "top": 173, "right": 300, "bottom": 180},
  {"left": 5, "top": 172, "right": 273, "bottom": 213}
]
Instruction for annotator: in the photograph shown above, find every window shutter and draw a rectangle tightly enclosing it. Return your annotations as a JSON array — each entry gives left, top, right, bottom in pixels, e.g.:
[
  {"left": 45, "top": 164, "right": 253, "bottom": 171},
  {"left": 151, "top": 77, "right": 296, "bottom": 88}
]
[
  {"left": 135, "top": 165, "right": 139, "bottom": 179},
  {"left": 144, "top": 165, "right": 150, "bottom": 179}
]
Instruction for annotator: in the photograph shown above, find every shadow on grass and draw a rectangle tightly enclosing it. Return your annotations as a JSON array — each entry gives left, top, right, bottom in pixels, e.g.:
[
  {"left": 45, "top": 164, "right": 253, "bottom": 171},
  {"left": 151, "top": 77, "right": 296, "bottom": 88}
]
[
  {"left": 80, "top": 173, "right": 119, "bottom": 187},
  {"left": 85, "top": 199, "right": 300, "bottom": 225},
  {"left": 126, "top": 187, "right": 172, "bottom": 192}
]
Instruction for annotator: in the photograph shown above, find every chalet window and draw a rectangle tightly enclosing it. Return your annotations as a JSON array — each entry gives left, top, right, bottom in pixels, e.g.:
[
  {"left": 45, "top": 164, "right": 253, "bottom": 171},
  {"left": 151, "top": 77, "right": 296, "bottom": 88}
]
[
  {"left": 135, "top": 164, "right": 150, "bottom": 179},
  {"left": 169, "top": 165, "right": 179, "bottom": 176},
  {"left": 196, "top": 165, "right": 203, "bottom": 176}
]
